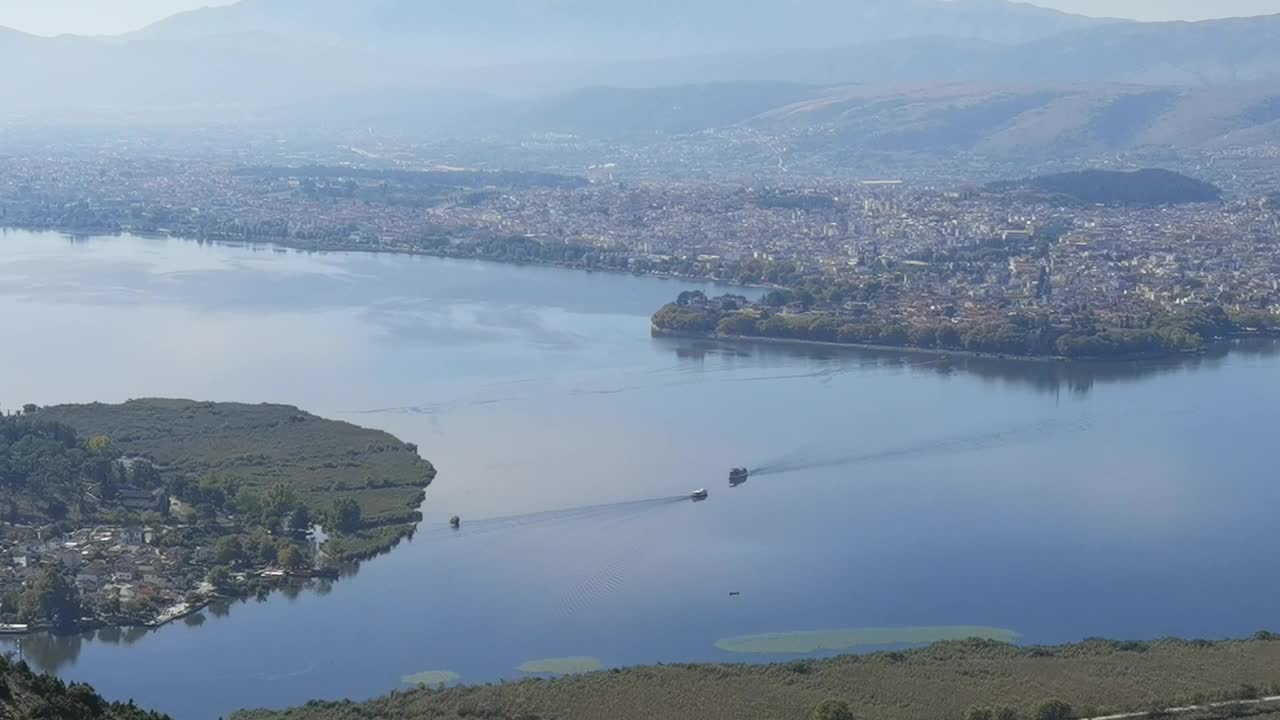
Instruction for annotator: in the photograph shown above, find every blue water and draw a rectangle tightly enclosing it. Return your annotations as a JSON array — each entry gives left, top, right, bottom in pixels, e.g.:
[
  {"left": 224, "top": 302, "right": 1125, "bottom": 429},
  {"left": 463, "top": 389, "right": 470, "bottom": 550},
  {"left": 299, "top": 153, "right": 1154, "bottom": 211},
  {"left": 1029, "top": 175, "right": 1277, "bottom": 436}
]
[{"left": 1, "top": 229, "right": 1278, "bottom": 719}]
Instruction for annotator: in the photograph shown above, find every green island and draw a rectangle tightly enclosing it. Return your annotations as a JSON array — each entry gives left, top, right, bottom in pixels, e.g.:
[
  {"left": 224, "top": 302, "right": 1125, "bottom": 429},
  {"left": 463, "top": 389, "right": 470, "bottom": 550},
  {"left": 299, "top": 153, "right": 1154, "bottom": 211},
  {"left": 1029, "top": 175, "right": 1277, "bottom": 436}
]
[
  {"left": 228, "top": 635, "right": 1280, "bottom": 720},
  {"left": 0, "top": 399, "right": 434, "bottom": 631},
  {"left": 653, "top": 289, "right": 1280, "bottom": 360}
]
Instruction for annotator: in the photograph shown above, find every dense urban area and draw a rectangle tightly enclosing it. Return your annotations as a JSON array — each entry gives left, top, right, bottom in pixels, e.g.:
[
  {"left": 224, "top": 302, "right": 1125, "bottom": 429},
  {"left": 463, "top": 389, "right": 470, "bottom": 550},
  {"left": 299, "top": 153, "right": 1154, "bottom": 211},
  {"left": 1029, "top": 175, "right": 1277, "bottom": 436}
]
[{"left": 2, "top": 149, "right": 1278, "bottom": 359}]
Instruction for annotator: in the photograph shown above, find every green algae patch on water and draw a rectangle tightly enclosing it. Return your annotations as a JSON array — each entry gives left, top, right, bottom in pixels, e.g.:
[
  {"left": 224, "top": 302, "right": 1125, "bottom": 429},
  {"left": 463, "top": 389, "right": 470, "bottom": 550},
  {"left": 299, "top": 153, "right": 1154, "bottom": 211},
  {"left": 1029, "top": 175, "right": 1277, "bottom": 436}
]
[
  {"left": 715, "top": 626, "right": 1020, "bottom": 654},
  {"left": 401, "top": 670, "right": 461, "bottom": 687},
  {"left": 517, "top": 657, "right": 604, "bottom": 675}
]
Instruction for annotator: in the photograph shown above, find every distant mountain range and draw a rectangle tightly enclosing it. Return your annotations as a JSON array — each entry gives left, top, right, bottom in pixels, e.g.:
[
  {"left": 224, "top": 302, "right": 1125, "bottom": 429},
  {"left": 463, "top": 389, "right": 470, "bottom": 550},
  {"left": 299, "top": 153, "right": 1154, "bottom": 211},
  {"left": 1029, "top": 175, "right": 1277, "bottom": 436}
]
[
  {"left": 2, "top": 0, "right": 1280, "bottom": 156},
  {"left": 130, "top": 0, "right": 1104, "bottom": 64},
  {"left": 268, "top": 80, "right": 1280, "bottom": 160},
  {"left": 744, "top": 81, "right": 1280, "bottom": 156}
]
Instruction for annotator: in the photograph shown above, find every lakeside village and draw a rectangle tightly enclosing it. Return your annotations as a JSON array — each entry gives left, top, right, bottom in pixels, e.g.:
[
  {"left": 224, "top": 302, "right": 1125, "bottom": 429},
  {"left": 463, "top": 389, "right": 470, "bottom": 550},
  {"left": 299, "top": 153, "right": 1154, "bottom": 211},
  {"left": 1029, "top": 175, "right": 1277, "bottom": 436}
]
[{"left": 0, "top": 457, "right": 334, "bottom": 635}]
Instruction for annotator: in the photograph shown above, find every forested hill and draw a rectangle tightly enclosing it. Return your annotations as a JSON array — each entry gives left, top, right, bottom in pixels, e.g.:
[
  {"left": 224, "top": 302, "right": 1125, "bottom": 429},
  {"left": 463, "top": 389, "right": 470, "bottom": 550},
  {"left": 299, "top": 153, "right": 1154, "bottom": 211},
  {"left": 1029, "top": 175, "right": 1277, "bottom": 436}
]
[
  {"left": 988, "top": 169, "right": 1222, "bottom": 206},
  {"left": 0, "top": 412, "right": 116, "bottom": 527},
  {"left": 0, "top": 654, "right": 170, "bottom": 720}
]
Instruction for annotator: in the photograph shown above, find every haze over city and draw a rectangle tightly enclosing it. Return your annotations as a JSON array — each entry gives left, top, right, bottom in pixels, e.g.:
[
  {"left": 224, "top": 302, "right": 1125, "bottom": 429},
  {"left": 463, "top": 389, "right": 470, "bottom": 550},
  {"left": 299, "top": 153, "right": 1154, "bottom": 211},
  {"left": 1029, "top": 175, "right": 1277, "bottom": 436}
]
[
  {"left": 0, "top": 0, "right": 1278, "bottom": 35},
  {"left": 2, "top": 1, "right": 1280, "bottom": 720}
]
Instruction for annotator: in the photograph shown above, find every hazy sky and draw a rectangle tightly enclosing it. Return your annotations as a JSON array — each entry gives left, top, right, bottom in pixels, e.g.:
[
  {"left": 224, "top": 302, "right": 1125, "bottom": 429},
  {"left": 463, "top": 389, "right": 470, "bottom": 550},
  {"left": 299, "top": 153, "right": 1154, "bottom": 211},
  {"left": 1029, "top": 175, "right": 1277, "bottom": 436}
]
[{"left": 0, "top": 0, "right": 1278, "bottom": 35}]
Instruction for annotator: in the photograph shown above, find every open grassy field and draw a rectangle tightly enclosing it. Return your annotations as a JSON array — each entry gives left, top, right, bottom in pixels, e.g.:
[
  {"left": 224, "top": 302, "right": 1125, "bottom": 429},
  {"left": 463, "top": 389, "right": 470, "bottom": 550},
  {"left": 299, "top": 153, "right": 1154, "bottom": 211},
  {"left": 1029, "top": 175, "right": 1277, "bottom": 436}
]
[
  {"left": 41, "top": 399, "right": 435, "bottom": 525},
  {"left": 232, "top": 637, "right": 1280, "bottom": 720}
]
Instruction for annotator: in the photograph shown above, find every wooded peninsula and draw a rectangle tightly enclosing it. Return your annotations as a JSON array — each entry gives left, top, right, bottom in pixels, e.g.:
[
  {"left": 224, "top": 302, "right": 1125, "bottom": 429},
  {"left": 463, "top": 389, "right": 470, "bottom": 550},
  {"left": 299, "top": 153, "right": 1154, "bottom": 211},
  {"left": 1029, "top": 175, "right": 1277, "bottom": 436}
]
[
  {"left": 653, "top": 289, "right": 1280, "bottom": 360},
  {"left": 0, "top": 399, "right": 434, "bottom": 632}
]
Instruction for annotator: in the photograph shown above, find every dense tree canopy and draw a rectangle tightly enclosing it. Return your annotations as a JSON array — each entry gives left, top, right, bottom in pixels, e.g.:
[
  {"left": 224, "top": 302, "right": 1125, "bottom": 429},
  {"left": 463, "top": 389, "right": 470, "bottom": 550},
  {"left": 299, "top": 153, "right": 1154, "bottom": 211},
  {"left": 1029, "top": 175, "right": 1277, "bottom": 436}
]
[
  {"left": 330, "top": 498, "right": 362, "bottom": 533},
  {"left": 0, "top": 415, "right": 99, "bottom": 525},
  {"left": 18, "top": 567, "right": 84, "bottom": 630},
  {"left": 654, "top": 292, "right": 1261, "bottom": 359},
  {"left": 989, "top": 168, "right": 1222, "bottom": 206}
]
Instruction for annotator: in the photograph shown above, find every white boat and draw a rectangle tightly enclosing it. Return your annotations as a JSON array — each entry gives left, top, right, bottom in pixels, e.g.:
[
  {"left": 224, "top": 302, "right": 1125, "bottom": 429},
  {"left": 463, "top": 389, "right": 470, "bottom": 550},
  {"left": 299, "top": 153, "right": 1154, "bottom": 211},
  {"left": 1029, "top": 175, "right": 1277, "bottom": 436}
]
[{"left": 690, "top": 489, "right": 709, "bottom": 501}]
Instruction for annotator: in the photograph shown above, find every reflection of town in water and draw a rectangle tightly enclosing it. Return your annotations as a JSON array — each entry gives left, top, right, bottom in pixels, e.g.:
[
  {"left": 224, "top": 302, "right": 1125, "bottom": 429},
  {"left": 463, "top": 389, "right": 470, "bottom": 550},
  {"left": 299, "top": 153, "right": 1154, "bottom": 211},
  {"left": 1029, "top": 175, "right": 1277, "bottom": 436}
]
[{"left": 662, "top": 336, "right": 1280, "bottom": 398}]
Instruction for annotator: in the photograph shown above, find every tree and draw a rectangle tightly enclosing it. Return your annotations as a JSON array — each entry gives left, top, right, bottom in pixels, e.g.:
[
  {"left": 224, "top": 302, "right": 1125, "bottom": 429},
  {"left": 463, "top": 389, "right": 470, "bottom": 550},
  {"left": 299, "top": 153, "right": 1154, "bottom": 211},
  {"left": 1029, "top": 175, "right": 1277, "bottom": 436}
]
[
  {"left": 128, "top": 459, "right": 161, "bottom": 489},
  {"left": 207, "top": 566, "right": 234, "bottom": 594},
  {"left": 764, "top": 289, "right": 793, "bottom": 307},
  {"left": 716, "top": 312, "right": 760, "bottom": 336},
  {"left": 194, "top": 503, "right": 217, "bottom": 526},
  {"left": 18, "top": 567, "right": 83, "bottom": 630},
  {"left": 213, "top": 536, "right": 244, "bottom": 566},
  {"left": 261, "top": 483, "right": 299, "bottom": 523},
  {"left": 994, "top": 706, "right": 1024, "bottom": 720},
  {"left": 278, "top": 544, "right": 307, "bottom": 572},
  {"left": 330, "top": 498, "right": 362, "bottom": 533},
  {"left": 232, "top": 487, "right": 262, "bottom": 521},
  {"left": 86, "top": 435, "right": 112, "bottom": 452},
  {"left": 813, "top": 699, "right": 856, "bottom": 720},
  {"left": 45, "top": 499, "right": 68, "bottom": 521},
  {"left": 288, "top": 505, "right": 311, "bottom": 533},
  {"left": 967, "top": 709, "right": 995, "bottom": 720},
  {"left": 676, "top": 290, "right": 707, "bottom": 307},
  {"left": 256, "top": 535, "right": 278, "bottom": 565},
  {"left": 1036, "top": 700, "right": 1073, "bottom": 720},
  {"left": 196, "top": 476, "right": 229, "bottom": 509}
]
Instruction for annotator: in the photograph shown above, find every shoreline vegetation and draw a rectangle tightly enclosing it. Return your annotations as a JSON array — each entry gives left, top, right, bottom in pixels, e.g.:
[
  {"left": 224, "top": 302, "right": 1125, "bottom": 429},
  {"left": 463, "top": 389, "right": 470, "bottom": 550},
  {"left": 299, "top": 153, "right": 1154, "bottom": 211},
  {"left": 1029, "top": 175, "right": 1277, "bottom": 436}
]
[
  {"left": 6, "top": 635, "right": 1280, "bottom": 720},
  {"left": 714, "top": 626, "right": 1022, "bottom": 654},
  {"left": 232, "top": 634, "right": 1280, "bottom": 720},
  {"left": 0, "top": 654, "right": 171, "bottom": 720},
  {"left": 652, "top": 290, "right": 1280, "bottom": 362},
  {"left": 0, "top": 223, "right": 753, "bottom": 289},
  {"left": 0, "top": 399, "right": 434, "bottom": 634}
]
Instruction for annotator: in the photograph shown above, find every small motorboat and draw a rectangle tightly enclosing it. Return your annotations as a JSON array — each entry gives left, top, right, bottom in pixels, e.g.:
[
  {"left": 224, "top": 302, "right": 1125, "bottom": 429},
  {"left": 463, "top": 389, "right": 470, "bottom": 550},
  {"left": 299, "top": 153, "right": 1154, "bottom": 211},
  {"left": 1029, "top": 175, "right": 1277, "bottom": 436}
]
[
  {"left": 690, "top": 489, "right": 709, "bottom": 501},
  {"left": 449, "top": 515, "right": 461, "bottom": 529},
  {"left": 729, "top": 467, "right": 749, "bottom": 486}
]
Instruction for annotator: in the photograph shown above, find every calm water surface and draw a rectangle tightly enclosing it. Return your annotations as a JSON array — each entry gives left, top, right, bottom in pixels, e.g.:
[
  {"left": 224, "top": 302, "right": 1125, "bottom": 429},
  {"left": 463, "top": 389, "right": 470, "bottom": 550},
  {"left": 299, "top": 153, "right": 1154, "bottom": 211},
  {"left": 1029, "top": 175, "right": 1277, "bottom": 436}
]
[{"left": 1, "top": 229, "right": 1278, "bottom": 719}]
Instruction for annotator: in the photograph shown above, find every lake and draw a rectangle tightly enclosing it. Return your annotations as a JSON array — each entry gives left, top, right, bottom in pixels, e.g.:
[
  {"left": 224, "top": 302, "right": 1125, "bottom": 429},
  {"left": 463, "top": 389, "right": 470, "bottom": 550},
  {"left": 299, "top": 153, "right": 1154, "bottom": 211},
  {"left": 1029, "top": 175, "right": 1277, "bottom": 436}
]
[{"left": 1, "top": 229, "right": 1278, "bottom": 719}]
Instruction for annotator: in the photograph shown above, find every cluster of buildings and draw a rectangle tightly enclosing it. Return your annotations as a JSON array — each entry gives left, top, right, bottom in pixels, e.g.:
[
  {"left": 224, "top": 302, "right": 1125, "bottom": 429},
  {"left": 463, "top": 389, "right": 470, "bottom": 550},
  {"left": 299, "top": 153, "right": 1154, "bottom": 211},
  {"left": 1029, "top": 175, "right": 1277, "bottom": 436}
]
[
  {"left": 0, "top": 151, "right": 1278, "bottom": 329},
  {"left": 0, "top": 525, "right": 203, "bottom": 627}
]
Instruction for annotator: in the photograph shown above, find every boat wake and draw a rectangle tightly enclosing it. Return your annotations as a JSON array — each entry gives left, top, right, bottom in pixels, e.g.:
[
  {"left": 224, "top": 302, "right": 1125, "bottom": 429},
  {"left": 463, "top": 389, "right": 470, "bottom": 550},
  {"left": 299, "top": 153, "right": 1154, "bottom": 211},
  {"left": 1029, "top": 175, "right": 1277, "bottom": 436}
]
[
  {"left": 750, "top": 417, "right": 1088, "bottom": 478},
  {"left": 423, "top": 495, "right": 688, "bottom": 540}
]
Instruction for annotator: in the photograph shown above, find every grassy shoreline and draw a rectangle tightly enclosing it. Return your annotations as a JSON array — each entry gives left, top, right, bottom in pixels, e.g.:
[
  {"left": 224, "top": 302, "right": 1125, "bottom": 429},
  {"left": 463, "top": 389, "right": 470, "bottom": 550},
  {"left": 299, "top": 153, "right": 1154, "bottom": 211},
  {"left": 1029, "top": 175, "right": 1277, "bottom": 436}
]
[{"left": 231, "top": 635, "right": 1280, "bottom": 720}]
